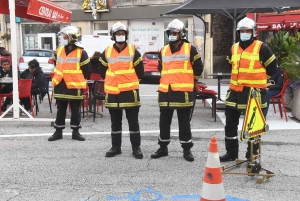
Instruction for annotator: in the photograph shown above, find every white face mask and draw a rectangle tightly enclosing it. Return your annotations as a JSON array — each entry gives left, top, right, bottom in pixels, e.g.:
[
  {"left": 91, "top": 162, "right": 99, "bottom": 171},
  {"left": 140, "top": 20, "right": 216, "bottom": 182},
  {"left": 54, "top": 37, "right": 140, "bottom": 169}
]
[
  {"left": 116, "top": 35, "right": 126, "bottom": 42},
  {"left": 240, "top": 33, "right": 252, "bottom": 41},
  {"left": 169, "top": 35, "right": 177, "bottom": 42},
  {"left": 62, "top": 39, "right": 69, "bottom": 46}
]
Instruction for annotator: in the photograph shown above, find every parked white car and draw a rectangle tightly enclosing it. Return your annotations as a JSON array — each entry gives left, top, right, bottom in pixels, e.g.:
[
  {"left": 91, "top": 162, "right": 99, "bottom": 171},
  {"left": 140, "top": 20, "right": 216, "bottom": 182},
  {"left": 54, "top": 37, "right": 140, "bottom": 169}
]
[{"left": 18, "top": 49, "right": 55, "bottom": 75}]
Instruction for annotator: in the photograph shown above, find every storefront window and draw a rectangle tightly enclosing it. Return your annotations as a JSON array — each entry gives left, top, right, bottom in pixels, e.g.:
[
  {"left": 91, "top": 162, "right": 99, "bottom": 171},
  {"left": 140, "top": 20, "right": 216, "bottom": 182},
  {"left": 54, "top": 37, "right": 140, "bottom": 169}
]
[
  {"left": 21, "top": 24, "right": 61, "bottom": 52},
  {"left": 94, "top": 22, "right": 109, "bottom": 36},
  {"left": 163, "top": 20, "right": 188, "bottom": 46}
]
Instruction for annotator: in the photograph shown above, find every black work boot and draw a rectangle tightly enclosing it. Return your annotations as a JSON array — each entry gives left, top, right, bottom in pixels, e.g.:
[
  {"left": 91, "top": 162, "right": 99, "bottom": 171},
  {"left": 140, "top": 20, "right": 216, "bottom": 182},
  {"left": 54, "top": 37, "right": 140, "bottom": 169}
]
[
  {"left": 220, "top": 138, "right": 239, "bottom": 162},
  {"left": 219, "top": 153, "right": 237, "bottom": 162},
  {"left": 48, "top": 130, "right": 63, "bottom": 141},
  {"left": 183, "top": 149, "right": 194, "bottom": 162},
  {"left": 151, "top": 147, "right": 168, "bottom": 159},
  {"left": 132, "top": 147, "right": 143, "bottom": 159},
  {"left": 72, "top": 129, "right": 85, "bottom": 141},
  {"left": 105, "top": 146, "right": 122, "bottom": 157},
  {"left": 245, "top": 141, "right": 259, "bottom": 159}
]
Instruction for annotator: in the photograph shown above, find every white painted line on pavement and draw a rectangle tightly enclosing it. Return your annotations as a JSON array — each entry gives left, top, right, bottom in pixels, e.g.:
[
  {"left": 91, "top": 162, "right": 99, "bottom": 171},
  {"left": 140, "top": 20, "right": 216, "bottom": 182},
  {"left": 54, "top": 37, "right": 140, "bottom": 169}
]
[{"left": 0, "top": 128, "right": 224, "bottom": 138}]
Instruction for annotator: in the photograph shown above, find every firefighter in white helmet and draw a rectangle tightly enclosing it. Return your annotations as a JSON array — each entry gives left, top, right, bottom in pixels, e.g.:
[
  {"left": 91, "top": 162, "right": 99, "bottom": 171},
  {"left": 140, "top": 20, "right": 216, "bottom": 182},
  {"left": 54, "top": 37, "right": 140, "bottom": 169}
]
[
  {"left": 99, "top": 22, "right": 145, "bottom": 159},
  {"left": 150, "top": 19, "right": 203, "bottom": 162},
  {"left": 48, "top": 26, "right": 91, "bottom": 142},
  {"left": 219, "top": 17, "right": 277, "bottom": 162}
]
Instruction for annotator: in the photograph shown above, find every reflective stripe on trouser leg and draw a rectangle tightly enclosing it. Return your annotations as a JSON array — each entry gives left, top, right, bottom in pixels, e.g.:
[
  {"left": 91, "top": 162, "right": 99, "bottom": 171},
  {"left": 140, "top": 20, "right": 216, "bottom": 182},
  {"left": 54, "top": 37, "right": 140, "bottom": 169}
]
[
  {"left": 177, "top": 108, "right": 193, "bottom": 150},
  {"left": 109, "top": 109, "right": 123, "bottom": 147},
  {"left": 158, "top": 108, "right": 174, "bottom": 148},
  {"left": 54, "top": 100, "right": 69, "bottom": 129},
  {"left": 224, "top": 108, "right": 241, "bottom": 156},
  {"left": 69, "top": 101, "right": 82, "bottom": 129}
]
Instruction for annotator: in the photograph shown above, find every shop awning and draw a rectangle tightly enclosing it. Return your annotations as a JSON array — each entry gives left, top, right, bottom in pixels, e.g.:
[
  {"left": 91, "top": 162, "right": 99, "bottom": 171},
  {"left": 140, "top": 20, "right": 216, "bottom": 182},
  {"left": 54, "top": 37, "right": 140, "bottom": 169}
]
[
  {"left": 256, "top": 12, "right": 300, "bottom": 30},
  {"left": 0, "top": 0, "right": 72, "bottom": 23},
  {"left": 162, "top": 0, "right": 300, "bottom": 43},
  {"left": 0, "top": 0, "right": 72, "bottom": 120}
]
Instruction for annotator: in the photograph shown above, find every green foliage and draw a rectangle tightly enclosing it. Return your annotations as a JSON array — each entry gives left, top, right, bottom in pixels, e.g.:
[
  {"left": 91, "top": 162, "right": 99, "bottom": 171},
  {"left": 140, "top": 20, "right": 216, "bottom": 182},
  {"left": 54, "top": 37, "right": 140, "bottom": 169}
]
[{"left": 267, "top": 30, "right": 300, "bottom": 83}]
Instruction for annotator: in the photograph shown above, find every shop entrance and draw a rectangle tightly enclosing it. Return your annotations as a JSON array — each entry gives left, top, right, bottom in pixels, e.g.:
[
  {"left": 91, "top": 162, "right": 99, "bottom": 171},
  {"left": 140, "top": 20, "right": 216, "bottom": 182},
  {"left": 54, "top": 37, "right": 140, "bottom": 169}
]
[{"left": 38, "top": 33, "right": 56, "bottom": 50}]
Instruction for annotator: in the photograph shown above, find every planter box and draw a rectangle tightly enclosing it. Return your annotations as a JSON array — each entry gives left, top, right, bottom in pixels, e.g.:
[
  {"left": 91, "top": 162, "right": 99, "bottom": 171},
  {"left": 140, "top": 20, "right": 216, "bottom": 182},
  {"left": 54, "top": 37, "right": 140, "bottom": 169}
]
[
  {"left": 292, "top": 88, "right": 300, "bottom": 120},
  {"left": 284, "top": 87, "right": 293, "bottom": 110}
]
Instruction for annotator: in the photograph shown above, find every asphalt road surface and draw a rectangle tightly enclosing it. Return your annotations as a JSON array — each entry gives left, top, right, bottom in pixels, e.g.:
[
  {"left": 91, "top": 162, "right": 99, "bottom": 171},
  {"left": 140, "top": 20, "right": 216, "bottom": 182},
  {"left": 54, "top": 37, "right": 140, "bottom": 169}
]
[{"left": 0, "top": 82, "right": 299, "bottom": 201}]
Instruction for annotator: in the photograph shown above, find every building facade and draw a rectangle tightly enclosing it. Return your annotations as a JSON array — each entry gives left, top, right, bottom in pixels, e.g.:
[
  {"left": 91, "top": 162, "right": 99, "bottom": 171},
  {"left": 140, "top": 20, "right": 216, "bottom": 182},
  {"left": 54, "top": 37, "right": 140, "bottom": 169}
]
[{"left": 1, "top": 0, "right": 235, "bottom": 75}]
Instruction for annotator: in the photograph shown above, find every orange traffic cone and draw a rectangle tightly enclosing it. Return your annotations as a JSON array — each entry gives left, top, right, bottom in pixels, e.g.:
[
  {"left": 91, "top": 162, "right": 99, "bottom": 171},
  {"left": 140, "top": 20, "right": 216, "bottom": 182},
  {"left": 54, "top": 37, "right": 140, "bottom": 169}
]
[{"left": 200, "top": 137, "right": 225, "bottom": 201}]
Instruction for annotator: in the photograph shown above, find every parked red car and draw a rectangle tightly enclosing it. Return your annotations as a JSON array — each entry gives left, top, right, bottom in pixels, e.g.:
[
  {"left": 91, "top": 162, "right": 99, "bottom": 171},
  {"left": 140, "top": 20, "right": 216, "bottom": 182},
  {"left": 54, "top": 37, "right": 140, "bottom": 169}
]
[
  {"left": 142, "top": 51, "right": 160, "bottom": 82},
  {"left": 0, "top": 47, "right": 12, "bottom": 67}
]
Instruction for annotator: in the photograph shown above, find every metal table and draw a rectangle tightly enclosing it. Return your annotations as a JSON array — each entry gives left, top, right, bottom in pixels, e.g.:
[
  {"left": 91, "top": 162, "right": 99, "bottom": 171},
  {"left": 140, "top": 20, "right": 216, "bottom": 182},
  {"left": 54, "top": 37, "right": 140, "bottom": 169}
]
[
  {"left": 207, "top": 73, "right": 231, "bottom": 101},
  {"left": 0, "top": 77, "right": 13, "bottom": 84}
]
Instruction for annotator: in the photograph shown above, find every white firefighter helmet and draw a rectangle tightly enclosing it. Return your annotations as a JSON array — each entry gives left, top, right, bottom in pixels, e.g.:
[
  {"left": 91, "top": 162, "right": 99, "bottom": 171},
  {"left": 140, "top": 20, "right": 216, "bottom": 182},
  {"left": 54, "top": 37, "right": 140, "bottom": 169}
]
[
  {"left": 110, "top": 22, "right": 128, "bottom": 40},
  {"left": 236, "top": 17, "right": 256, "bottom": 36},
  {"left": 58, "top": 26, "right": 80, "bottom": 44},
  {"left": 166, "top": 19, "right": 186, "bottom": 38}
]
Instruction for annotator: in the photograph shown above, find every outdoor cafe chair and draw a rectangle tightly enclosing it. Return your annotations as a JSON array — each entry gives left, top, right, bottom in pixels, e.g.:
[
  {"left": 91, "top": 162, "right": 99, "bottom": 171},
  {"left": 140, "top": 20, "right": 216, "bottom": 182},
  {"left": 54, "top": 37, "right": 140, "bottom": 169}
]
[
  {"left": 89, "top": 73, "right": 102, "bottom": 81},
  {"left": 190, "top": 82, "right": 218, "bottom": 122},
  {"left": 0, "top": 79, "right": 35, "bottom": 117},
  {"left": 89, "top": 73, "right": 103, "bottom": 111},
  {"left": 92, "top": 80, "right": 105, "bottom": 122},
  {"left": 271, "top": 79, "right": 290, "bottom": 122},
  {"left": 33, "top": 75, "right": 52, "bottom": 116}
]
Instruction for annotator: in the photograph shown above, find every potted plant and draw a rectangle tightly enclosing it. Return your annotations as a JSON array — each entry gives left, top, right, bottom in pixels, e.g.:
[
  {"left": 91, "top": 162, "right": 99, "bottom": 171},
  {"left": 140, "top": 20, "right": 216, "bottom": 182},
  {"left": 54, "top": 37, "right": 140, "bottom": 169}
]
[
  {"left": 267, "top": 27, "right": 300, "bottom": 119},
  {"left": 281, "top": 53, "right": 300, "bottom": 119},
  {"left": 1, "top": 33, "right": 11, "bottom": 40}
]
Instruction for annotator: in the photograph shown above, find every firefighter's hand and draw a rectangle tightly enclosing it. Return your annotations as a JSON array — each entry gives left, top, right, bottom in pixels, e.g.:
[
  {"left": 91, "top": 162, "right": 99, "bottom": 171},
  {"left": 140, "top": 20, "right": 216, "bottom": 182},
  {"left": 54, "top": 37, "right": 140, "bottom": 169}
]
[{"left": 266, "top": 83, "right": 272, "bottom": 87}]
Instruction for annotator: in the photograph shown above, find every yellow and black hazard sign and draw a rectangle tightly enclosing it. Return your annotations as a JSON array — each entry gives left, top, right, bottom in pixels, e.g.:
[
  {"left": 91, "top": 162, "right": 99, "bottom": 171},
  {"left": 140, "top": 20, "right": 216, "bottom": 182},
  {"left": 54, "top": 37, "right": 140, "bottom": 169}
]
[{"left": 241, "top": 88, "right": 269, "bottom": 141}]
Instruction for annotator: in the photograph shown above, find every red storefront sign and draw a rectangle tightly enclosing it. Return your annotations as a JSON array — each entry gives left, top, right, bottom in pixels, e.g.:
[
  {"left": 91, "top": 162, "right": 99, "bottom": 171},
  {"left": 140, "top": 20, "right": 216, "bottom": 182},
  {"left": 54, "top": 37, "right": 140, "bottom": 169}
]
[
  {"left": 0, "top": 0, "right": 72, "bottom": 23},
  {"left": 247, "top": 12, "right": 300, "bottom": 30},
  {"left": 27, "top": 0, "right": 72, "bottom": 23},
  {"left": 257, "top": 22, "right": 300, "bottom": 30},
  {"left": 256, "top": 13, "right": 300, "bottom": 30}
]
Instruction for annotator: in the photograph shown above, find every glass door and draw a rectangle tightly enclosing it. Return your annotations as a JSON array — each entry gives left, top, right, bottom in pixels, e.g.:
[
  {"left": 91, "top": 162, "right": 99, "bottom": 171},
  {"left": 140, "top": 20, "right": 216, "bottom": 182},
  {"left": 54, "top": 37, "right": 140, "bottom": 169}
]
[{"left": 38, "top": 33, "right": 56, "bottom": 50}]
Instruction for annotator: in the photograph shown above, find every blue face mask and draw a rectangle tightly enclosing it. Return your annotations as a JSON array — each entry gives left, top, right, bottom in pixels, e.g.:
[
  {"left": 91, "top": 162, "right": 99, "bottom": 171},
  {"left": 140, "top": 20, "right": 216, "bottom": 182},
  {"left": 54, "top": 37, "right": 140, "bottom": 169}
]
[
  {"left": 169, "top": 35, "right": 177, "bottom": 42},
  {"left": 240, "top": 33, "right": 252, "bottom": 41}
]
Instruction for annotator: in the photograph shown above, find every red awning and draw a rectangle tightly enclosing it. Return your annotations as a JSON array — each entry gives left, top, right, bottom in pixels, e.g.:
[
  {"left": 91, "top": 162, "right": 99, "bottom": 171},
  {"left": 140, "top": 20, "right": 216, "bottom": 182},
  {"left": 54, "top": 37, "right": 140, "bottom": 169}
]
[
  {"left": 256, "top": 13, "right": 300, "bottom": 30},
  {"left": 0, "top": 0, "right": 72, "bottom": 23}
]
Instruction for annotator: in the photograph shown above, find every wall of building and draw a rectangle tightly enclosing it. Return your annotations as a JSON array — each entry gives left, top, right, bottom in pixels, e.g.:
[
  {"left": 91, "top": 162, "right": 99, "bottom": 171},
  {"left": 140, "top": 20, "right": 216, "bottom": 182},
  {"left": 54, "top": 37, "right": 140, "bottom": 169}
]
[
  {"left": 3, "top": 0, "right": 229, "bottom": 75},
  {"left": 211, "top": 14, "right": 233, "bottom": 73}
]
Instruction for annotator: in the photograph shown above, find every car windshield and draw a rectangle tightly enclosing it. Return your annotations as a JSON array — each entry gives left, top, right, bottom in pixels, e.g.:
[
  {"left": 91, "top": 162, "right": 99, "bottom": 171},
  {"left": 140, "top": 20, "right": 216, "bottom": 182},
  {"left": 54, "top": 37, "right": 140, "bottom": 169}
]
[
  {"left": 23, "top": 50, "right": 52, "bottom": 57},
  {"left": 0, "top": 48, "right": 11, "bottom": 56},
  {"left": 145, "top": 53, "right": 159, "bottom": 59}
]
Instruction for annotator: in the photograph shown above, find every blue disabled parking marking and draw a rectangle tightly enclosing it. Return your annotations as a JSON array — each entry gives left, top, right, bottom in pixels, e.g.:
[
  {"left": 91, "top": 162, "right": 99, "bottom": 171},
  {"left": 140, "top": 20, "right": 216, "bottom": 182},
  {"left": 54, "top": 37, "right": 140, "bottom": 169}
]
[{"left": 106, "top": 187, "right": 249, "bottom": 201}]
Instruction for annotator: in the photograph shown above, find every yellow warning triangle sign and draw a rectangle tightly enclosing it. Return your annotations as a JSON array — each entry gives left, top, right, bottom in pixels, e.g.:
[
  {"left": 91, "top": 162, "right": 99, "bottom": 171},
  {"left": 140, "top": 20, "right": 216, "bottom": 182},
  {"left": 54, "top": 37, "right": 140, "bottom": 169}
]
[{"left": 241, "top": 88, "right": 269, "bottom": 141}]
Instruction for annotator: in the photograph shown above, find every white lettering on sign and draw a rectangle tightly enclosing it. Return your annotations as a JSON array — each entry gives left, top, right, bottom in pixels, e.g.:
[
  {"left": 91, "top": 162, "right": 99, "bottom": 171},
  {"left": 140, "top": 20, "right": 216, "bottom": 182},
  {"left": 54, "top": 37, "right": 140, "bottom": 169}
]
[
  {"left": 39, "top": 6, "right": 52, "bottom": 18},
  {"left": 258, "top": 22, "right": 299, "bottom": 29},
  {"left": 272, "top": 22, "right": 298, "bottom": 29},
  {"left": 39, "top": 6, "right": 65, "bottom": 20},
  {"left": 131, "top": 27, "right": 161, "bottom": 32}
]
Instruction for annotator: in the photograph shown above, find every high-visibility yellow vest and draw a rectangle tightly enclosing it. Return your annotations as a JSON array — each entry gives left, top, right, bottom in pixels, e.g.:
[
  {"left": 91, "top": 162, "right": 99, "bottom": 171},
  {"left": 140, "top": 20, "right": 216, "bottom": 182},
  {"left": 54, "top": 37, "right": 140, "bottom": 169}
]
[
  {"left": 104, "top": 44, "right": 139, "bottom": 94},
  {"left": 230, "top": 41, "right": 267, "bottom": 92},
  {"left": 158, "top": 42, "right": 194, "bottom": 92},
  {"left": 53, "top": 46, "right": 86, "bottom": 89}
]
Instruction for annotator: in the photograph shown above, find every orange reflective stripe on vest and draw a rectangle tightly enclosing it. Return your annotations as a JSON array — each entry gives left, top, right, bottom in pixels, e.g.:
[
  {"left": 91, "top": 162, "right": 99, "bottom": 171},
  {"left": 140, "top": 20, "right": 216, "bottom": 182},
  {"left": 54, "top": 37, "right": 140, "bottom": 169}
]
[
  {"left": 158, "top": 43, "right": 194, "bottom": 92},
  {"left": 230, "top": 40, "right": 267, "bottom": 92},
  {"left": 105, "top": 44, "right": 139, "bottom": 94}
]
